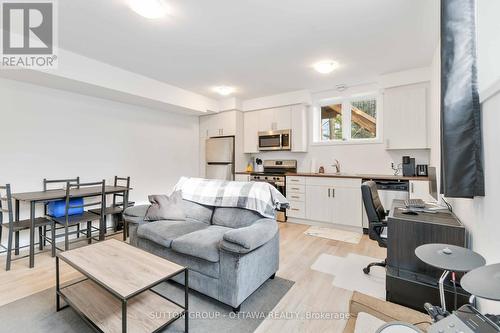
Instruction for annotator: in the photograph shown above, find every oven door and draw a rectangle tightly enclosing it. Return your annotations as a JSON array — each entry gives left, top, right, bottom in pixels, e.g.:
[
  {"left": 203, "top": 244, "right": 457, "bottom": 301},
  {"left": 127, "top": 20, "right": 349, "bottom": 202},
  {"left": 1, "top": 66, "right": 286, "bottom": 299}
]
[
  {"left": 258, "top": 132, "right": 282, "bottom": 151},
  {"left": 252, "top": 179, "right": 287, "bottom": 222}
]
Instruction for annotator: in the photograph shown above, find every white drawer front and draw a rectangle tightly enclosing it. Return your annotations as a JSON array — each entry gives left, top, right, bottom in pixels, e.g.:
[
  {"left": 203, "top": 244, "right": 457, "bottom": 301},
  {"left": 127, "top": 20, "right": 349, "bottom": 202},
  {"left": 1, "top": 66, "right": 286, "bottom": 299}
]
[
  {"left": 286, "top": 192, "right": 305, "bottom": 202},
  {"left": 286, "top": 176, "right": 305, "bottom": 185},
  {"left": 306, "top": 177, "right": 361, "bottom": 188},
  {"left": 287, "top": 184, "right": 305, "bottom": 193},
  {"left": 287, "top": 201, "right": 305, "bottom": 219}
]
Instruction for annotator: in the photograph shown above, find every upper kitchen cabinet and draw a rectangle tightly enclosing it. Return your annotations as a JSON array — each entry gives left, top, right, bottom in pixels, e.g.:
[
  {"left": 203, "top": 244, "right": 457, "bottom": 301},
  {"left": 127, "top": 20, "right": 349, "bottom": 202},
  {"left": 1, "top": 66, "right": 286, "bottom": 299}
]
[
  {"left": 290, "top": 104, "right": 307, "bottom": 152},
  {"left": 383, "top": 83, "right": 428, "bottom": 150},
  {"left": 243, "top": 111, "right": 259, "bottom": 153},
  {"left": 200, "top": 111, "right": 238, "bottom": 138},
  {"left": 257, "top": 106, "right": 291, "bottom": 131},
  {"left": 243, "top": 104, "right": 308, "bottom": 153}
]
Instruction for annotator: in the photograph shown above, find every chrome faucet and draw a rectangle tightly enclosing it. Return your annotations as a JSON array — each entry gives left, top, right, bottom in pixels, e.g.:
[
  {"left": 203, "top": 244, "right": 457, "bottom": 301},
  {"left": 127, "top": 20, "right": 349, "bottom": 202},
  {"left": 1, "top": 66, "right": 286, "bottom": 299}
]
[{"left": 332, "top": 159, "right": 341, "bottom": 173}]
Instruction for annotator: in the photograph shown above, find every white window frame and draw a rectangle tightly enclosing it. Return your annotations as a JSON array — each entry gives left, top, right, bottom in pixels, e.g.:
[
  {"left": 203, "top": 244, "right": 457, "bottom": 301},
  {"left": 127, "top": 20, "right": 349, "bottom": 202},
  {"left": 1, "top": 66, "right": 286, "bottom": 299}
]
[{"left": 312, "top": 92, "right": 383, "bottom": 145}]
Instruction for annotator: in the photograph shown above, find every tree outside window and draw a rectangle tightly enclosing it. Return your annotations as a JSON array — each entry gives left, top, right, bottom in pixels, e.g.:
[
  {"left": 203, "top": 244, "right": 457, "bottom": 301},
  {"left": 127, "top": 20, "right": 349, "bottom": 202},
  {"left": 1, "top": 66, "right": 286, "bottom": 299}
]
[{"left": 319, "top": 96, "right": 378, "bottom": 142}]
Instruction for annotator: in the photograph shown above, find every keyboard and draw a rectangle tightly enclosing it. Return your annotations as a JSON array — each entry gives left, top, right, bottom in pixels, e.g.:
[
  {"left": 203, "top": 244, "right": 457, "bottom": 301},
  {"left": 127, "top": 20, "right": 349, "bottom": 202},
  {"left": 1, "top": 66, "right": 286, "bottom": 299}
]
[{"left": 404, "top": 198, "right": 426, "bottom": 209}]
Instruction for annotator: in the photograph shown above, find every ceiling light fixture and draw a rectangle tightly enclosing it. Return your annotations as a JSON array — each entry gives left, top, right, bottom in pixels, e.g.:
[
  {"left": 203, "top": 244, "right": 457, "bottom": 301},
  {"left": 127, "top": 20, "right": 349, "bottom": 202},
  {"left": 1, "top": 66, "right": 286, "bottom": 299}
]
[
  {"left": 313, "top": 60, "right": 339, "bottom": 74},
  {"left": 213, "top": 86, "right": 236, "bottom": 96},
  {"left": 128, "top": 0, "right": 169, "bottom": 19}
]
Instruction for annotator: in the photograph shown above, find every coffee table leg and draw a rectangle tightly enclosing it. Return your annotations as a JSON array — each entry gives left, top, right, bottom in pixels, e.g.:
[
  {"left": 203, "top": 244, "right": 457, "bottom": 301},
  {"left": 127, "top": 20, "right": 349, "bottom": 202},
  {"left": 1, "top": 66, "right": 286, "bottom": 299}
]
[
  {"left": 122, "top": 300, "right": 127, "bottom": 333},
  {"left": 185, "top": 269, "right": 189, "bottom": 333}
]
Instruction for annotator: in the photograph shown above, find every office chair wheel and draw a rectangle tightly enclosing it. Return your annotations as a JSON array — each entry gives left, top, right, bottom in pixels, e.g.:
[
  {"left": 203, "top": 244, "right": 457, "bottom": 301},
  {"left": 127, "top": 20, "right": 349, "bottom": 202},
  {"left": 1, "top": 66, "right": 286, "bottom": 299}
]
[{"left": 363, "top": 267, "right": 370, "bottom": 274}]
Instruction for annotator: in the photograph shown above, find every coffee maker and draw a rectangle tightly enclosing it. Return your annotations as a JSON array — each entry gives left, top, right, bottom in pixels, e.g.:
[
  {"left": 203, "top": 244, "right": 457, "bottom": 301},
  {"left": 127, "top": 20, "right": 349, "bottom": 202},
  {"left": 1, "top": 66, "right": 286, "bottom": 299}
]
[{"left": 402, "top": 156, "right": 416, "bottom": 177}]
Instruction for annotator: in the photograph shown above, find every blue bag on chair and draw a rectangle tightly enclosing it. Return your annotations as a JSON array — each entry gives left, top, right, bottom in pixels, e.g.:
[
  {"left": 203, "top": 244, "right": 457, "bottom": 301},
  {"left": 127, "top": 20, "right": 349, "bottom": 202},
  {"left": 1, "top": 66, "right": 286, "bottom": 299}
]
[{"left": 47, "top": 198, "right": 84, "bottom": 218}]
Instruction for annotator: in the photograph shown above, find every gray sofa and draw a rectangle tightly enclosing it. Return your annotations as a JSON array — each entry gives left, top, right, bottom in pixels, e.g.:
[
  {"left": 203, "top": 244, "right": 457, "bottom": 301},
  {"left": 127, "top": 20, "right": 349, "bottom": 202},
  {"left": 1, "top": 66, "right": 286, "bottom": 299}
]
[{"left": 123, "top": 199, "right": 280, "bottom": 311}]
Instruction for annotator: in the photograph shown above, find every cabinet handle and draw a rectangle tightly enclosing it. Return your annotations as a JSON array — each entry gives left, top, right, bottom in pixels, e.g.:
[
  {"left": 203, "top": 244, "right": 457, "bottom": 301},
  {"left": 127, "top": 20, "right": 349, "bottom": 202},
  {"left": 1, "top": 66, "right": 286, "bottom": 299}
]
[
  {"left": 291, "top": 196, "right": 300, "bottom": 199},
  {"left": 411, "top": 183, "right": 414, "bottom": 193},
  {"left": 328, "top": 188, "right": 331, "bottom": 197},
  {"left": 291, "top": 187, "right": 300, "bottom": 190},
  {"left": 290, "top": 179, "right": 299, "bottom": 182},
  {"left": 331, "top": 188, "right": 335, "bottom": 198},
  {"left": 291, "top": 208, "right": 299, "bottom": 211}
]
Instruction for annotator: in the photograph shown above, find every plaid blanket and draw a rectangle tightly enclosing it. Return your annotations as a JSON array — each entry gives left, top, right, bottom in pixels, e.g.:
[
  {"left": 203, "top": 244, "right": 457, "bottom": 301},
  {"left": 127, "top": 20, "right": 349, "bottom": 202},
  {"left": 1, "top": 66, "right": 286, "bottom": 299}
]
[{"left": 174, "top": 177, "right": 289, "bottom": 219}]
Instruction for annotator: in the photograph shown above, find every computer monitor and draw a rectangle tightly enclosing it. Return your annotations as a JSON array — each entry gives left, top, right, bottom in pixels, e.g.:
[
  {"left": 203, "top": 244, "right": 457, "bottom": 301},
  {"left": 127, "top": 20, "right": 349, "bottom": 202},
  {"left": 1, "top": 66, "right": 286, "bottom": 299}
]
[{"left": 428, "top": 166, "right": 438, "bottom": 202}]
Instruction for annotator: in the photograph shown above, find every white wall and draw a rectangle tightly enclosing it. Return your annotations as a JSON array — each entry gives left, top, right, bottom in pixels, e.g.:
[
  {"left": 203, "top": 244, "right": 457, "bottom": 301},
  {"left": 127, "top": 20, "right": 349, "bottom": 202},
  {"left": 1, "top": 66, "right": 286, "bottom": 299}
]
[
  {"left": 0, "top": 78, "right": 200, "bottom": 221},
  {"left": 426, "top": 2, "right": 500, "bottom": 313},
  {"left": 448, "top": 89, "right": 500, "bottom": 313},
  {"left": 428, "top": 45, "right": 441, "bottom": 173},
  {"left": 477, "top": 0, "right": 500, "bottom": 92}
]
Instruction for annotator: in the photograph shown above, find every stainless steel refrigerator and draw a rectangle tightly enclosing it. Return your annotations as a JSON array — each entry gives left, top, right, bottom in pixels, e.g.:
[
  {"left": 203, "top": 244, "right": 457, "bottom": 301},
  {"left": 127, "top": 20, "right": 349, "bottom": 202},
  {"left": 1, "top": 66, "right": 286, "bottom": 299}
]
[{"left": 205, "top": 136, "right": 234, "bottom": 180}]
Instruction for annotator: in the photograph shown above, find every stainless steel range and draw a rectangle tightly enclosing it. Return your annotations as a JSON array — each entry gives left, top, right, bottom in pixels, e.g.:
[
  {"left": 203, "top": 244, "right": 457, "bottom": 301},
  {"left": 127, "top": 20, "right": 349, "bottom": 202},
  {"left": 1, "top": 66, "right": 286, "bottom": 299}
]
[{"left": 250, "top": 160, "right": 297, "bottom": 222}]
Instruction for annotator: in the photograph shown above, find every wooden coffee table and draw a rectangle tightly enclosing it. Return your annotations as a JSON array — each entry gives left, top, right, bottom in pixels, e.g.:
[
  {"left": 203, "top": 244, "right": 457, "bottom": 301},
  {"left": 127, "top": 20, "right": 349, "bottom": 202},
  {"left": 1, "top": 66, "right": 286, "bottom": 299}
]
[{"left": 56, "top": 239, "right": 188, "bottom": 333}]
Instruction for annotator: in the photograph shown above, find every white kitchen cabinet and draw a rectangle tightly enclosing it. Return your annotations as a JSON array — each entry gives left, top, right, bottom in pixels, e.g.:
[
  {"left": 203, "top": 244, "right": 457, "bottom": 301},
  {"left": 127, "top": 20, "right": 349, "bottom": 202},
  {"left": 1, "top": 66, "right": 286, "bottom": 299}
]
[
  {"left": 305, "top": 185, "right": 333, "bottom": 223},
  {"left": 287, "top": 200, "right": 306, "bottom": 219},
  {"left": 257, "top": 106, "right": 292, "bottom": 131},
  {"left": 243, "top": 111, "right": 260, "bottom": 153},
  {"left": 330, "top": 187, "right": 362, "bottom": 227},
  {"left": 257, "top": 109, "right": 275, "bottom": 131},
  {"left": 291, "top": 104, "right": 308, "bottom": 152},
  {"left": 234, "top": 174, "right": 250, "bottom": 182},
  {"left": 199, "top": 116, "right": 211, "bottom": 139},
  {"left": 286, "top": 176, "right": 307, "bottom": 219},
  {"left": 243, "top": 104, "right": 308, "bottom": 153},
  {"left": 286, "top": 176, "right": 305, "bottom": 185},
  {"left": 272, "top": 106, "right": 292, "bottom": 130},
  {"left": 409, "top": 180, "right": 430, "bottom": 200},
  {"left": 304, "top": 177, "right": 362, "bottom": 227},
  {"left": 199, "top": 137, "right": 206, "bottom": 177},
  {"left": 199, "top": 111, "right": 237, "bottom": 138},
  {"left": 384, "top": 83, "right": 428, "bottom": 149}
]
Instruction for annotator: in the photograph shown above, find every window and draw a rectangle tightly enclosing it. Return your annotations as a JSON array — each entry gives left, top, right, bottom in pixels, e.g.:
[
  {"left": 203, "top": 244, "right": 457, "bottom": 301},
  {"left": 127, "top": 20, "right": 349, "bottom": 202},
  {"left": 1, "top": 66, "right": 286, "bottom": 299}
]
[
  {"left": 317, "top": 94, "right": 380, "bottom": 143},
  {"left": 350, "top": 99, "right": 377, "bottom": 139},
  {"left": 321, "top": 103, "right": 343, "bottom": 140}
]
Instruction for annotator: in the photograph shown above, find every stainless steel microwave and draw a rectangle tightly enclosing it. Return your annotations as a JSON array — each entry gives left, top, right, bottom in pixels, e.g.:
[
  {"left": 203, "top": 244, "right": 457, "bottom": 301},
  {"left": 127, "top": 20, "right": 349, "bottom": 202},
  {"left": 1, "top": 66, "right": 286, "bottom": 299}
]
[{"left": 258, "top": 129, "right": 291, "bottom": 151}]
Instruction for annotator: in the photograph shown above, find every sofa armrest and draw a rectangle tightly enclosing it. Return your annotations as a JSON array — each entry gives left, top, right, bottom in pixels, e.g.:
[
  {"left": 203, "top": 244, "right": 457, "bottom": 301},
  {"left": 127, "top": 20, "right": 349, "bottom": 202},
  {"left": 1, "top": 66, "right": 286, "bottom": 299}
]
[
  {"left": 123, "top": 204, "right": 150, "bottom": 225},
  {"left": 220, "top": 218, "right": 278, "bottom": 254}
]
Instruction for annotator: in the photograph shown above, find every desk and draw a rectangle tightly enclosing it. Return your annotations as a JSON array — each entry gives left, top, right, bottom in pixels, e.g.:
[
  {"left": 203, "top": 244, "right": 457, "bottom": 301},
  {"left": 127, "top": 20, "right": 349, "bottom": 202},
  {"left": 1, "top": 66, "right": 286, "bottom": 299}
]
[
  {"left": 12, "top": 186, "right": 131, "bottom": 268},
  {"left": 386, "top": 200, "right": 468, "bottom": 311}
]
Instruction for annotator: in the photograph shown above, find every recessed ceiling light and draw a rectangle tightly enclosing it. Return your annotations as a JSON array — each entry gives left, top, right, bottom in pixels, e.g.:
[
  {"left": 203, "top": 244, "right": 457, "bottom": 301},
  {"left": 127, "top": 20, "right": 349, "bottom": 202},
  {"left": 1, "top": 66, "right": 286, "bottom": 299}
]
[
  {"left": 213, "top": 86, "right": 236, "bottom": 96},
  {"left": 128, "top": 0, "right": 169, "bottom": 19},
  {"left": 313, "top": 60, "right": 339, "bottom": 74}
]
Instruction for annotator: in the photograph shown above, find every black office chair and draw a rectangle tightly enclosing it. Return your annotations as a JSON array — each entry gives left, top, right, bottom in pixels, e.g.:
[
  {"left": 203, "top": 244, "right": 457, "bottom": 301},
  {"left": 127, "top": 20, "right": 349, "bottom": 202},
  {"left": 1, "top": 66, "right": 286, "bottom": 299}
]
[{"left": 361, "top": 181, "right": 388, "bottom": 274}]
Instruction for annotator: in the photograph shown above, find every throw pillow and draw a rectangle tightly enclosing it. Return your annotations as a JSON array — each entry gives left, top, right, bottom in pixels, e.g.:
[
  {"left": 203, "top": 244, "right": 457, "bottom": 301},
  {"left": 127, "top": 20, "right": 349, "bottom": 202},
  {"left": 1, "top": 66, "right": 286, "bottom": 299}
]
[{"left": 144, "top": 191, "right": 186, "bottom": 221}]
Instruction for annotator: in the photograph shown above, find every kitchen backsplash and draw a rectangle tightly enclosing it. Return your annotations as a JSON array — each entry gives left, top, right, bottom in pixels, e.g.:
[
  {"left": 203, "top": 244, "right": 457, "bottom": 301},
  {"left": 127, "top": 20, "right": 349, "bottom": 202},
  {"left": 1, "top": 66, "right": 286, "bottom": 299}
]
[{"left": 248, "top": 143, "right": 430, "bottom": 175}]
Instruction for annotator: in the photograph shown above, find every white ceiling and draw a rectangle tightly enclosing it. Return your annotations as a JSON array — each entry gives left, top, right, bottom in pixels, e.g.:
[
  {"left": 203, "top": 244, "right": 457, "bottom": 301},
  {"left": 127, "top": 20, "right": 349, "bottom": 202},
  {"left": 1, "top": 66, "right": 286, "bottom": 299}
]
[{"left": 58, "top": 0, "right": 439, "bottom": 100}]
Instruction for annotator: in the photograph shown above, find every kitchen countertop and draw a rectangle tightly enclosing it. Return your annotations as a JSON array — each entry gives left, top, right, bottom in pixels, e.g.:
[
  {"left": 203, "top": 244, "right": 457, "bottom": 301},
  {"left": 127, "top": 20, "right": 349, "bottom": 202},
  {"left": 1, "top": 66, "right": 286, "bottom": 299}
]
[{"left": 235, "top": 171, "right": 428, "bottom": 181}]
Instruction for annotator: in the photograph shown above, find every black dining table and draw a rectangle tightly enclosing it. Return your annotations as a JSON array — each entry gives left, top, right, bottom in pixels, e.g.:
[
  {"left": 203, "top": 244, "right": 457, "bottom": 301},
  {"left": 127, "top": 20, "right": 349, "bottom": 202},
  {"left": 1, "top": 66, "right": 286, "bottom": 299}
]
[{"left": 11, "top": 185, "right": 131, "bottom": 268}]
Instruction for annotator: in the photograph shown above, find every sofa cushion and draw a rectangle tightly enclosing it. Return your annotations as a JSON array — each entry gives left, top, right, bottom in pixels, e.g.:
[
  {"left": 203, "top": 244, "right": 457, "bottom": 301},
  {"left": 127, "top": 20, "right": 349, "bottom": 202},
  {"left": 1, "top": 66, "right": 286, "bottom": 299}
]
[
  {"left": 171, "top": 225, "right": 231, "bottom": 262},
  {"left": 137, "top": 220, "right": 207, "bottom": 248},
  {"left": 212, "top": 207, "right": 262, "bottom": 228},
  {"left": 182, "top": 200, "right": 214, "bottom": 225},
  {"left": 136, "top": 237, "right": 221, "bottom": 279}
]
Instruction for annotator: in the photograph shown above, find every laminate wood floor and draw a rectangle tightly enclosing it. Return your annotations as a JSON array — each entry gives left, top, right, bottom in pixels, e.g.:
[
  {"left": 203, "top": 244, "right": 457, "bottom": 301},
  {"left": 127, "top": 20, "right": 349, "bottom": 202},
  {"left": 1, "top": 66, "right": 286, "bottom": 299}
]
[{"left": 0, "top": 223, "right": 386, "bottom": 333}]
